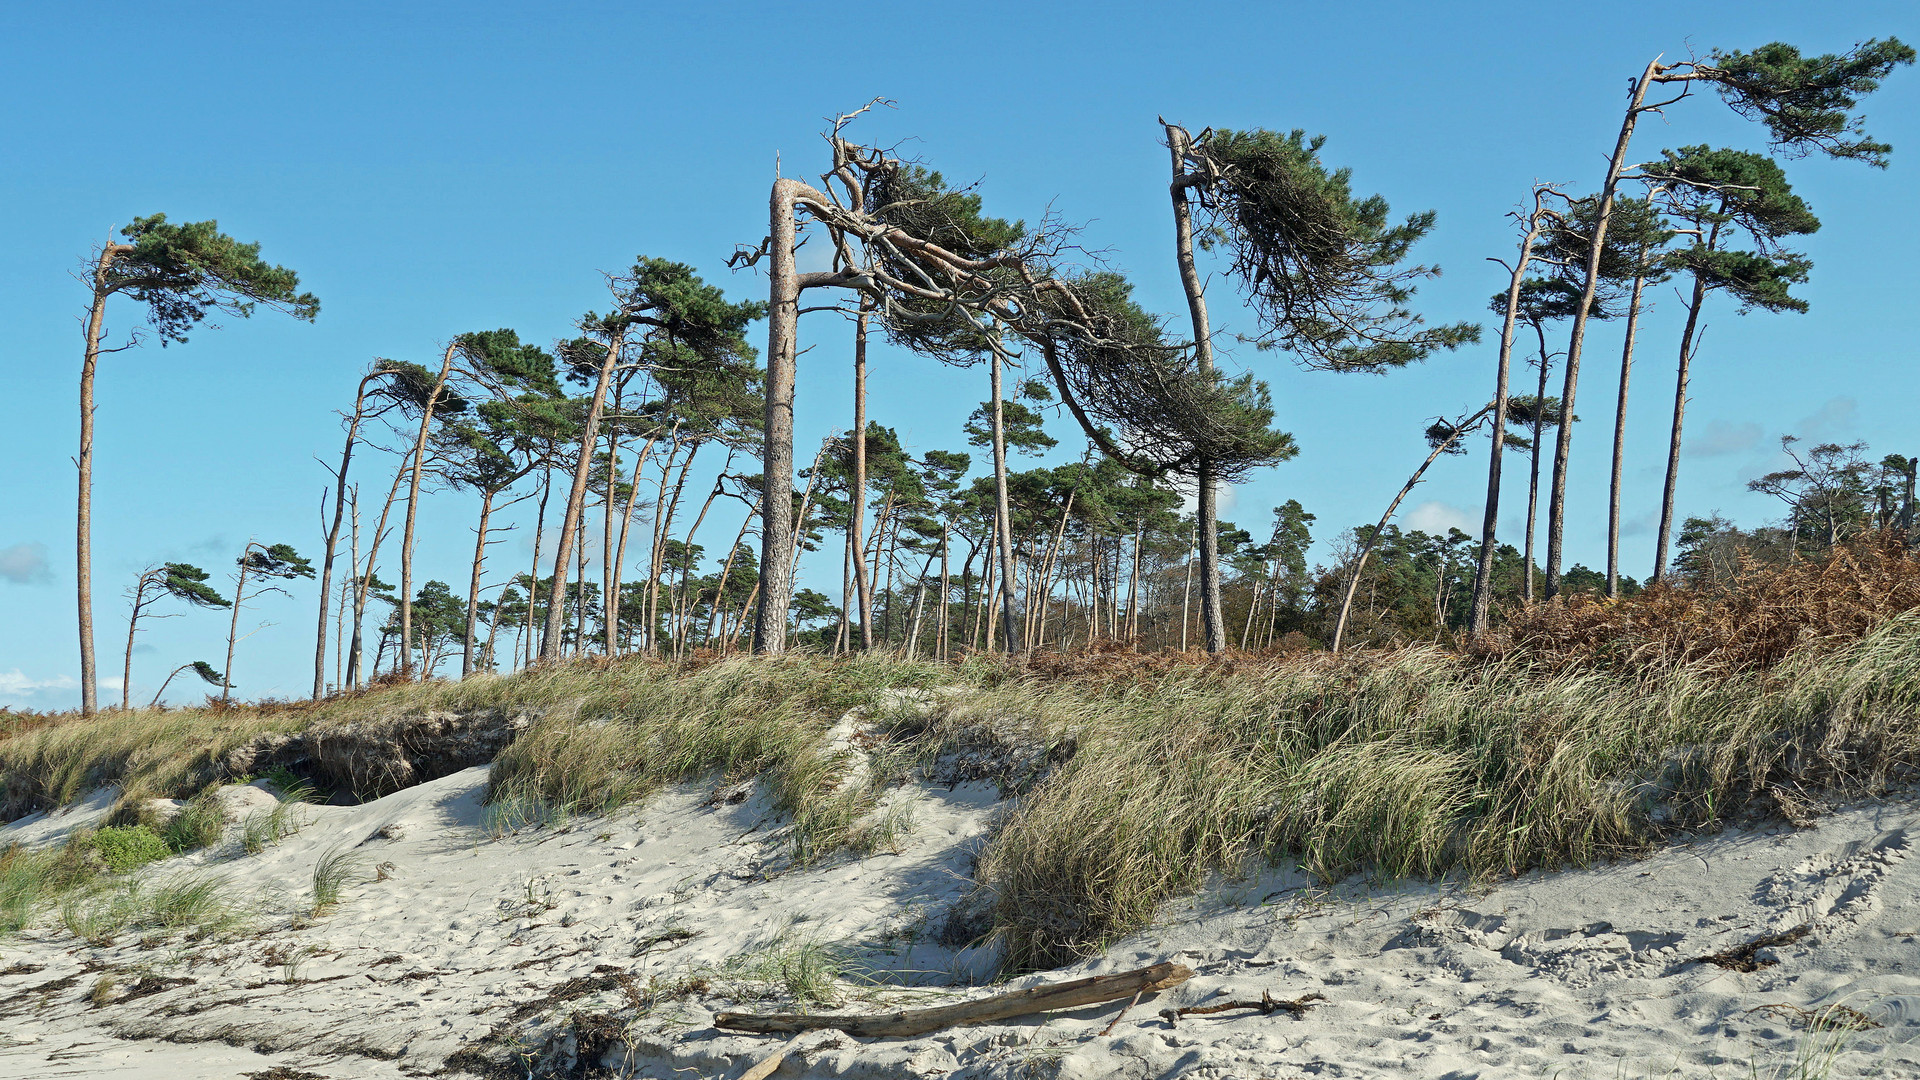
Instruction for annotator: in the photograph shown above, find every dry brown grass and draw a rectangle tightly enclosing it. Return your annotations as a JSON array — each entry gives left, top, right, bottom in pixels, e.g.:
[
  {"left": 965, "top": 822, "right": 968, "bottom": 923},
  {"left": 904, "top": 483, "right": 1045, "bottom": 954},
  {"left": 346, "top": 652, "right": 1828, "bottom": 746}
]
[{"left": 1480, "top": 537, "right": 1920, "bottom": 673}]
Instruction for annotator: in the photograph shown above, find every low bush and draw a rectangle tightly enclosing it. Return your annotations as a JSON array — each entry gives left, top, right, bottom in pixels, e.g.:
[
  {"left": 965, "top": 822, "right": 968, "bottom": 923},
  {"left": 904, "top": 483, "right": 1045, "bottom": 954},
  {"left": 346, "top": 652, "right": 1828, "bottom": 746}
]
[{"left": 85, "top": 825, "right": 171, "bottom": 872}]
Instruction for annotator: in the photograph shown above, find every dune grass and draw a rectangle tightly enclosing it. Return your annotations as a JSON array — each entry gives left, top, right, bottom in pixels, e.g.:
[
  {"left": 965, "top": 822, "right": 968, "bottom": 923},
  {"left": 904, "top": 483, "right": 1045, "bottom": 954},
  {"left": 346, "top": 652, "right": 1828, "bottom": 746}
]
[{"left": 7, "top": 609, "right": 1920, "bottom": 973}]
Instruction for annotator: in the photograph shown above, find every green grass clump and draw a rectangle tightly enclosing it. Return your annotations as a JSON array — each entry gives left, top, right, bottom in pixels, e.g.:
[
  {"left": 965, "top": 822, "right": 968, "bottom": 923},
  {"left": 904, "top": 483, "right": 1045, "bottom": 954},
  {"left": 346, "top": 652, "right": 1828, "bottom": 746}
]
[
  {"left": 85, "top": 825, "right": 171, "bottom": 872},
  {"left": 1, "top": 843, "right": 99, "bottom": 933},
  {"left": 160, "top": 789, "right": 227, "bottom": 853},
  {"left": 310, "top": 846, "right": 365, "bottom": 914},
  {"left": 58, "top": 874, "right": 241, "bottom": 945},
  {"left": 722, "top": 932, "right": 849, "bottom": 1005}
]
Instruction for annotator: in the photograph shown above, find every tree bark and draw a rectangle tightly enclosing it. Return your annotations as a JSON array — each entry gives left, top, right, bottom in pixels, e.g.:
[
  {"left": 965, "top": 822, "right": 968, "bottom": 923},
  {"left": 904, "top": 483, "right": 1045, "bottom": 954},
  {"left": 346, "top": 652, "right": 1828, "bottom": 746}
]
[
  {"left": 1545, "top": 58, "right": 1660, "bottom": 599},
  {"left": 1606, "top": 266, "right": 1650, "bottom": 597},
  {"left": 346, "top": 457, "right": 409, "bottom": 689},
  {"left": 540, "top": 334, "right": 624, "bottom": 663},
  {"left": 988, "top": 346, "right": 1023, "bottom": 652},
  {"left": 461, "top": 488, "right": 495, "bottom": 677},
  {"left": 1653, "top": 270, "right": 1711, "bottom": 582},
  {"left": 754, "top": 178, "right": 804, "bottom": 654},
  {"left": 121, "top": 568, "right": 161, "bottom": 711},
  {"left": 399, "top": 345, "right": 457, "bottom": 676},
  {"left": 222, "top": 545, "right": 259, "bottom": 704},
  {"left": 1166, "top": 125, "right": 1226, "bottom": 652},
  {"left": 851, "top": 300, "right": 875, "bottom": 649},
  {"left": 76, "top": 241, "right": 128, "bottom": 716}
]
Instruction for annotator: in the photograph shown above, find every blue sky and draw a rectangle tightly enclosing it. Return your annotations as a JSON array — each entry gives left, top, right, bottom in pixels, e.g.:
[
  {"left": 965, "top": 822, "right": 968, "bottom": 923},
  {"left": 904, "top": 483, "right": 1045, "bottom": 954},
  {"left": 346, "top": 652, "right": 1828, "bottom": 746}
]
[{"left": 3, "top": 1, "right": 1916, "bottom": 709}]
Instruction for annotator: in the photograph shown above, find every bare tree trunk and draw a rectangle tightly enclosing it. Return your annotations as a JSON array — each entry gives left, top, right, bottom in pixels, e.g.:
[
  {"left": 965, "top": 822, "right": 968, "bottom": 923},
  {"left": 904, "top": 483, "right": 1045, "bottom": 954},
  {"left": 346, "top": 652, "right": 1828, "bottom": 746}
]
[
  {"left": 1333, "top": 404, "right": 1493, "bottom": 653},
  {"left": 1546, "top": 60, "right": 1660, "bottom": 600},
  {"left": 989, "top": 346, "right": 1023, "bottom": 652},
  {"left": 541, "top": 335, "right": 624, "bottom": 663},
  {"left": 75, "top": 241, "right": 128, "bottom": 716},
  {"left": 608, "top": 433, "right": 662, "bottom": 655},
  {"left": 346, "top": 455, "right": 409, "bottom": 689},
  {"left": 1653, "top": 271, "right": 1711, "bottom": 583},
  {"left": 754, "top": 178, "right": 803, "bottom": 655},
  {"left": 340, "top": 489, "right": 358, "bottom": 687},
  {"left": 1166, "top": 125, "right": 1226, "bottom": 652},
  {"left": 1179, "top": 526, "right": 1197, "bottom": 650},
  {"left": 851, "top": 302, "right": 875, "bottom": 649},
  {"left": 573, "top": 512, "right": 590, "bottom": 656},
  {"left": 1470, "top": 201, "right": 1545, "bottom": 635},
  {"left": 1126, "top": 520, "right": 1144, "bottom": 641},
  {"left": 314, "top": 369, "right": 386, "bottom": 699},
  {"left": 523, "top": 470, "right": 550, "bottom": 670},
  {"left": 400, "top": 344, "right": 457, "bottom": 675},
  {"left": 462, "top": 489, "right": 496, "bottom": 677},
  {"left": 1032, "top": 493, "right": 1075, "bottom": 649},
  {"left": 222, "top": 546, "right": 259, "bottom": 704},
  {"left": 1606, "top": 266, "right": 1650, "bottom": 597},
  {"left": 937, "top": 526, "right": 951, "bottom": 661},
  {"left": 121, "top": 569, "right": 161, "bottom": 711},
  {"left": 704, "top": 496, "right": 762, "bottom": 644}
]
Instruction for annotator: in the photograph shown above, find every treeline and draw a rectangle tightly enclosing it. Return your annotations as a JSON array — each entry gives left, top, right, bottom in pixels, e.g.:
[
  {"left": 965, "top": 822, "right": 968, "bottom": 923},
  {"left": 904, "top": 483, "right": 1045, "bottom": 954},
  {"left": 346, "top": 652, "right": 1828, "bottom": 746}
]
[{"left": 65, "top": 39, "right": 1916, "bottom": 711}]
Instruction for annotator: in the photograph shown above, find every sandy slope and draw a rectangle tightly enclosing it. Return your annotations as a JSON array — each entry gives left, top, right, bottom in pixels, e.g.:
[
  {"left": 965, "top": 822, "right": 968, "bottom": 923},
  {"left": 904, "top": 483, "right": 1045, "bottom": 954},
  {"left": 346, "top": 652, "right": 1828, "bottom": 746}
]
[{"left": 3, "top": 752, "right": 1918, "bottom": 1078}]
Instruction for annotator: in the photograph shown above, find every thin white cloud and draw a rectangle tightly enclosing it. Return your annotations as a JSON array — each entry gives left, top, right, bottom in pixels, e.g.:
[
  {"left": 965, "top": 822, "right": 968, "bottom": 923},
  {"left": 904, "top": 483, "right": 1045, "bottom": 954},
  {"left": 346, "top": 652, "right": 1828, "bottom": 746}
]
[
  {"left": 1402, "top": 500, "right": 1476, "bottom": 536},
  {"left": 0, "top": 542, "right": 52, "bottom": 585},
  {"left": 1797, "top": 397, "right": 1858, "bottom": 441},
  {"left": 1684, "top": 420, "right": 1762, "bottom": 459},
  {"left": 0, "top": 669, "right": 77, "bottom": 699}
]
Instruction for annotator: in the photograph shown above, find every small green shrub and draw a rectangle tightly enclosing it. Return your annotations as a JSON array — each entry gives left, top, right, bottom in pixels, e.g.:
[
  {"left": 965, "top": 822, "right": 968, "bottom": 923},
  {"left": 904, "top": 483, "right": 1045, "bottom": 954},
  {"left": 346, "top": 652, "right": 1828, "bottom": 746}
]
[{"left": 87, "top": 826, "right": 171, "bottom": 872}]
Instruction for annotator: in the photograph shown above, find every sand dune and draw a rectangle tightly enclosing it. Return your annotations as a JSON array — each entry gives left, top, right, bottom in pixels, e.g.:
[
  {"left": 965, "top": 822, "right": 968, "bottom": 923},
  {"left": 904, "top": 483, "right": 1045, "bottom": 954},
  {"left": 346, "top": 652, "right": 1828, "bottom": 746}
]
[{"left": 4, "top": 744, "right": 1917, "bottom": 1078}]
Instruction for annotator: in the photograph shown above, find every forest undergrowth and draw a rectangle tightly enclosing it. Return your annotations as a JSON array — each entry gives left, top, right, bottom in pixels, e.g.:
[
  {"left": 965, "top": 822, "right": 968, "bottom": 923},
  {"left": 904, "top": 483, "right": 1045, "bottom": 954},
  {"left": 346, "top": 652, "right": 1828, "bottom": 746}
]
[{"left": 5, "top": 546, "right": 1920, "bottom": 971}]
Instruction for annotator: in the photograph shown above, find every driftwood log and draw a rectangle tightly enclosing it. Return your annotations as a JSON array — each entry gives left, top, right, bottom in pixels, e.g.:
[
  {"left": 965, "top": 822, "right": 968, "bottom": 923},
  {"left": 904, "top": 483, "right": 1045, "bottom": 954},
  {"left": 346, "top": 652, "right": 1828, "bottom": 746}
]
[{"left": 714, "top": 962, "right": 1195, "bottom": 1038}]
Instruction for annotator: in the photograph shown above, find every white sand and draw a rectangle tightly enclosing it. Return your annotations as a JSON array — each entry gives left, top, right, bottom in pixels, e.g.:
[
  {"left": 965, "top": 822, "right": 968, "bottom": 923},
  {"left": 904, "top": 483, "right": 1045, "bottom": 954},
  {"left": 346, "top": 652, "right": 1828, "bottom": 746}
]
[{"left": 4, "top": 735, "right": 1917, "bottom": 1078}]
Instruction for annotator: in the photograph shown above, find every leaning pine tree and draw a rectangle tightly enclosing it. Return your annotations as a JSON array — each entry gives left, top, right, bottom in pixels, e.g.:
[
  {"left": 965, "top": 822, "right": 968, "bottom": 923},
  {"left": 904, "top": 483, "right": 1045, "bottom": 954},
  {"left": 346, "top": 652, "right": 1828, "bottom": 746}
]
[
  {"left": 1162, "top": 122, "right": 1478, "bottom": 650},
  {"left": 75, "top": 215, "right": 317, "bottom": 714}
]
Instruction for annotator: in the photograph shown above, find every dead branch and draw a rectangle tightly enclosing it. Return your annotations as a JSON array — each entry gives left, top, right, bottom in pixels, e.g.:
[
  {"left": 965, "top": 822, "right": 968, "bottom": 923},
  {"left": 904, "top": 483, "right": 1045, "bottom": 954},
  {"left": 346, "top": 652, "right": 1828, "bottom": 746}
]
[
  {"left": 1157, "top": 989, "right": 1326, "bottom": 1026},
  {"left": 713, "top": 962, "right": 1194, "bottom": 1038}
]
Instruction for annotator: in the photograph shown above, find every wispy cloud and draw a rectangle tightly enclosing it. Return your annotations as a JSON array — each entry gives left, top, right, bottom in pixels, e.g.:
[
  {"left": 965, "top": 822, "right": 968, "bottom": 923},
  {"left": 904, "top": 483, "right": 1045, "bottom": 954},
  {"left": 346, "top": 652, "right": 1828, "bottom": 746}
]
[
  {"left": 1403, "top": 500, "right": 1475, "bottom": 536},
  {"left": 1684, "top": 420, "right": 1762, "bottom": 459},
  {"left": 0, "top": 669, "right": 77, "bottom": 701},
  {"left": 1797, "top": 397, "right": 1859, "bottom": 441},
  {"left": 0, "top": 542, "right": 52, "bottom": 585}
]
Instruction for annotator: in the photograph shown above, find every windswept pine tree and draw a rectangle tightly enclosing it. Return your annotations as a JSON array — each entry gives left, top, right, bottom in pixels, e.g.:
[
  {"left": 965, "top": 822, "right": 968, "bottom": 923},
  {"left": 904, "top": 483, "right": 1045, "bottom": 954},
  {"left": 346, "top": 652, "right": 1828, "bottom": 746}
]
[
  {"left": 1161, "top": 121, "right": 1476, "bottom": 649},
  {"left": 121, "top": 563, "right": 228, "bottom": 711},
  {"left": 75, "top": 215, "right": 317, "bottom": 714}
]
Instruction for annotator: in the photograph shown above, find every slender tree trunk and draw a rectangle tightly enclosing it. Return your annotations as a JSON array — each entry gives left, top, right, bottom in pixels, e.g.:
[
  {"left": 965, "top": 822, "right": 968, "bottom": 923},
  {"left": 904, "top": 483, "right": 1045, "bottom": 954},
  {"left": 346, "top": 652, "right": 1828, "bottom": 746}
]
[
  {"left": 1333, "top": 405, "right": 1493, "bottom": 652},
  {"left": 1180, "top": 526, "right": 1197, "bottom": 650},
  {"left": 1546, "top": 59, "right": 1661, "bottom": 599},
  {"left": 1469, "top": 202, "right": 1545, "bottom": 636},
  {"left": 573, "top": 512, "right": 589, "bottom": 656},
  {"left": 1522, "top": 323, "right": 1551, "bottom": 603},
  {"left": 989, "top": 347, "right": 1023, "bottom": 652},
  {"left": 704, "top": 496, "right": 762, "bottom": 644},
  {"left": 1606, "top": 266, "right": 1650, "bottom": 597},
  {"left": 541, "top": 335, "right": 624, "bottom": 662},
  {"left": 222, "top": 549, "right": 257, "bottom": 705},
  {"left": 851, "top": 302, "right": 875, "bottom": 649},
  {"left": 1126, "top": 520, "right": 1145, "bottom": 642},
  {"left": 314, "top": 371, "right": 384, "bottom": 699},
  {"left": 462, "top": 488, "right": 496, "bottom": 677},
  {"left": 121, "top": 571, "right": 158, "bottom": 712},
  {"left": 937, "top": 526, "right": 951, "bottom": 661},
  {"left": 1653, "top": 271, "right": 1711, "bottom": 582},
  {"left": 1166, "top": 125, "right": 1226, "bottom": 652},
  {"left": 346, "top": 457, "right": 409, "bottom": 689},
  {"left": 400, "top": 345, "right": 457, "bottom": 675},
  {"left": 340, "top": 489, "right": 358, "bottom": 687},
  {"left": 75, "top": 243, "right": 127, "bottom": 716},
  {"left": 608, "top": 434, "right": 662, "bottom": 655},
  {"left": 523, "top": 470, "right": 550, "bottom": 670},
  {"left": 1033, "top": 493, "right": 1075, "bottom": 649}
]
